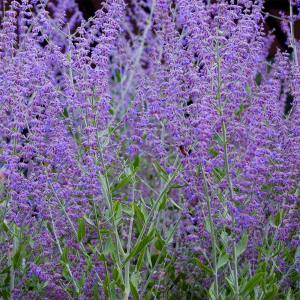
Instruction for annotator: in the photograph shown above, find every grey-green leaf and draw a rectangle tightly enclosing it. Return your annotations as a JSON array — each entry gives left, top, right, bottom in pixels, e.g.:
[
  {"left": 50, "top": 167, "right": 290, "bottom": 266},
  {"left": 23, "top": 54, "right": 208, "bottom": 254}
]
[{"left": 236, "top": 234, "right": 248, "bottom": 257}]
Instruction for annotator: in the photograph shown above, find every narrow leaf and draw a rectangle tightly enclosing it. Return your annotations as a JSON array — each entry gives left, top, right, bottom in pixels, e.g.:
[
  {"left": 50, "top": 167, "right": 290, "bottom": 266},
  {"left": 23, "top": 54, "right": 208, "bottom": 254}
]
[
  {"left": 124, "top": 230, "right": 155, "bottom": 265},
  {"left": 77, "top": 218, "right": 86, "bottom": 242},
  {"left": 236, "top": 234, "right": 248, "bottom": 257}
]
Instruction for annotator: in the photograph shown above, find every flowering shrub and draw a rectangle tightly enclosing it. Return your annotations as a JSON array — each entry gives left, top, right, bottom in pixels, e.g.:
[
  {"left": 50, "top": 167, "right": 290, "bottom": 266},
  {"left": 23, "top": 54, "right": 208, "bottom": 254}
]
[{"left": 0, "top": 0, "right": 299, "bottom": 299}]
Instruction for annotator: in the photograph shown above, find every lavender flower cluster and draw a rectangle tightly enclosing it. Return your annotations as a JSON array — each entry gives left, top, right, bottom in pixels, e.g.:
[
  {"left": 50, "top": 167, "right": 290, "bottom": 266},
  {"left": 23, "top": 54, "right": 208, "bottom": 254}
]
[{"left": 0, "top": 0, "right": 299, "bottom": 299}]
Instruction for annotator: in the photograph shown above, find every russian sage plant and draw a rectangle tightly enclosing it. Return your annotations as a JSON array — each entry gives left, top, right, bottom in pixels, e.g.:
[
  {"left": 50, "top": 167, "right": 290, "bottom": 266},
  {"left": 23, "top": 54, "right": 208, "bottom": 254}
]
[{"left": 0, "top": 0, "right": 299, "bottom": 299}]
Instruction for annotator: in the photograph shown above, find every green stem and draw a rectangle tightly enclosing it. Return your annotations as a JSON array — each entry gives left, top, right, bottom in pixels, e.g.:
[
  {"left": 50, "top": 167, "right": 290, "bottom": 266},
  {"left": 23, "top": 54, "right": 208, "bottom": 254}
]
[
  {"left": 123, "top": 181, "right": 136, "bottom": 300},
  {"left": 215, "top": 32, "right": 239, "bottom": 299},
  {"left": 48, "top": 203, "right": 80, "bottom": 295},
  {"left": 132, "top": 158, "right": 180, "bottom": 251},
  {"left": 201, "top": 165, "right": 219, "bottom": 300},
  {"left": 233, "top": 241, "right": 239, "bottom": 300}
]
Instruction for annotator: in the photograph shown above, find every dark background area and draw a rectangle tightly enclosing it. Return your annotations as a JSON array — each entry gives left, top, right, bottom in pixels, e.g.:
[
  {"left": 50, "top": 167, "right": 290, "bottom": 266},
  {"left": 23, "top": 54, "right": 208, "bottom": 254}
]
[
  {"left": 76, "top": 0, "right": 300, "bottom": 58},
  {"left": 1, "top": 0, "right": 299, "bottom": 56}
]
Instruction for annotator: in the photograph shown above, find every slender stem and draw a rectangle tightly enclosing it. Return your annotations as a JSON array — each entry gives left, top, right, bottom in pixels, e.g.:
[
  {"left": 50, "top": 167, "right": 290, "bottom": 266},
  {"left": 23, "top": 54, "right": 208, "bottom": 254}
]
[
  {"left": 140, "top": 216, "right": 182, "bottom": 297},
  {"left": 201, "top": 165, "right": 219, "bottom": 300},
  {"left": 215, "top": 32, "right": 239, "bottom": 299},
  {"left": 48, "top": 203, "right": 80, "bottom": 294},
  {"left": 48, "top": 183, "right": 103, "bottom": 286},
  {"left": 129, "top": 158, "right": 180, "bottom": 261},
  {"left": 123, "top": 180, "right": 136, "bottom": 300},
  {"left": 233, "top": 241, "right": 239, "bottom": 299},
  {"left": 9, "top": 232, "right": 18, "bottom": 299}
]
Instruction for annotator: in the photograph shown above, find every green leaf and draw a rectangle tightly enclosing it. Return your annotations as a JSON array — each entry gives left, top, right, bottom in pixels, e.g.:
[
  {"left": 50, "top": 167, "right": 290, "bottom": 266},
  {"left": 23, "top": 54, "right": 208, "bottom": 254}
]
[
  {"left": 169, "top": 198, "right": 182, "bottom": 210},
  {"left": 208, "top": 147, "right": 219, "bottom": 158},
  {"left": 112, "top": 268, "right": 123, "bottom": 286},
  {"left": 155, "top": 231, "right": 166, "bottom": 251},
  {"left": 132, "top": 155, "right": 140, "bottom": 171},
  {"left": 192, "top": 258, "right": 213, "bottom": 275},
  {"left": 104, "top": 238, "right": 116, "bottom": 257},
  {"left": 213, "top": 167, "right": 226, "bottom": 182},
  {"left": 93, "top": 284, "right": 100, "bottom": 300},
  {"left": 77, "top": 218, "right": 86, "bottom": 242},
  {"left": 225, "top": 277, "right": 235, "bottom": 293},
  {"left": 13, "top": 244, "right": 25, "bottom": 269},
  {"left": 136, "top": 249, "right": 146, "bottom": 272},
  {"left": 122, "top": 203, "right": 134, "bottom": 216},
  {"left": 208, "top": 282, "right": 217, "bottom": 300},
  {"left": 112, "top": 175, "right": 132, "bottom": 192},
  {"left": 124, "top": 229, "right": 156, "bottom": 265},
  {"left": 235, "top": 103, "right": 246, "bottom": 118},
  {"left": 236, "top": 234, "right": 248, "bottom": 257},
  {"left": 246, "top": 85, "right": 251, "bottom": 95},
  {"left": 130, "top": 275, "right": 140, "bottom": 300},
  {"left": 262, "top": 288, "right": 278, "bottom": 300},
  {"left": 153, "top": 162, "right": 168, "bottom": 182},
  {"left": 270, "top": 211, "right": 283, "bottom": 228},
  {"left": 255, "top": 72, "right": 262, "bottom": 86},
  {"left": 1, "top": 220, "right": 10, "bottom": 234},
  {"left": 63, "top": 107, "right": 69, "bottom": 118},
  {"left": 133, "top": 204, "right": 145, "bottom": 233},
  {"left": 112, "top": 201, "right": 122, "bottom": 225},
  {"left": 115, "top": 70, "right": 122, "bottom": 83},
  {"left": 241, "top": 272, "right": 264, "bottom": 295},
  {"left": 159, "top": 194, "right": 168, "bottom": 211},
  {"left": 0, "top": 289, "right": 10, "bottom": 300},
  {"left": 61, "top": 247, "right": 69, "bottom": 264},
  {"left": 213, "top": 134, "right": 224, "bottom": 146},
  {"left": 217, "top": 254, "right": 229, "bottom": 270},
  {"left": 104, "top": 274, "right": 110, "bottom": 299}
]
